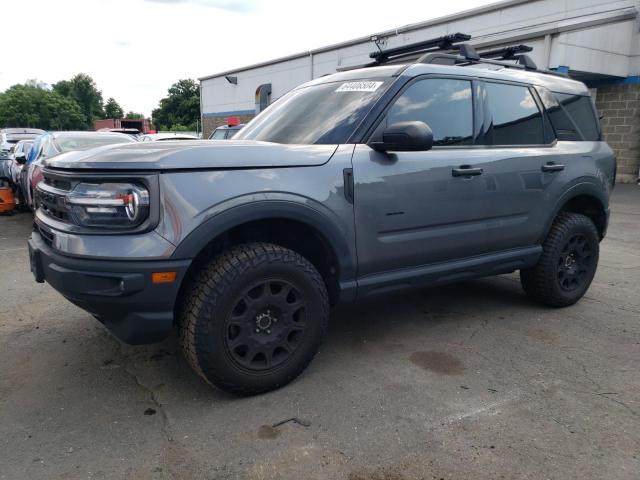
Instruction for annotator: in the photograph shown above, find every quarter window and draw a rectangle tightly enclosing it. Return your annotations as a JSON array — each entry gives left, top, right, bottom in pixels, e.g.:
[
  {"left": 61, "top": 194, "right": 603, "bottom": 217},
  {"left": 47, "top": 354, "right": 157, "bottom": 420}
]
[
  {"left": 484, "top": 83, "right": 545, "bottom": 145},
  {"left": 384, "top": 78, "right": 474, "bottom": 146},
  {"left": 555, "top": 93, "right": 600, "bottom": 141}
]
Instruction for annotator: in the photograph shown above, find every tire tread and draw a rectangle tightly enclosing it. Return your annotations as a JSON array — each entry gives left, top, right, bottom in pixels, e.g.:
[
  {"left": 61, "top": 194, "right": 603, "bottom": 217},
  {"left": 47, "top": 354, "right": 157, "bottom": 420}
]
[
  {"left": 521, "top": 212, "right": 599, "bottom": 308},
  {"left": 179, "top": 242, "right": 328, "bottom": 395}
]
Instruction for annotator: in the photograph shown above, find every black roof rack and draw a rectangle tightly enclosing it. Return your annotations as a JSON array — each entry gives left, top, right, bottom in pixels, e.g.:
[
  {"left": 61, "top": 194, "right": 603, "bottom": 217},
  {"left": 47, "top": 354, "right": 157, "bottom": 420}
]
[
  {"left": 417, "top": 42, "right": 567, "bottom": 77},
  {"left": 369, "top": 33, "right": 470, "bottom": 64},
  {"left": 361, "top": 34, "right": 567, "bottom": 78}
]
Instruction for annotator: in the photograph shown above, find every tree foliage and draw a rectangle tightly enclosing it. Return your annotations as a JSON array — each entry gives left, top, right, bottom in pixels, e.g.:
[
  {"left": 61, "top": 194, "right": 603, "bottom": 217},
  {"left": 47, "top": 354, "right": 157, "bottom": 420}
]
[
  {"left": 104, "top": 97, "right": 124, "bottom": 119},
  {"left": 53, "top": 73, "right": 105, "bottom": 127},
  {"left": 0, "top": 84, "right": 85, "bottom": 130},
  {"left": 125, "top": 111, "right": 144, "bottom": 119},
  {"left": 152, "top": 79, "right": 200, "bottom": 131}
]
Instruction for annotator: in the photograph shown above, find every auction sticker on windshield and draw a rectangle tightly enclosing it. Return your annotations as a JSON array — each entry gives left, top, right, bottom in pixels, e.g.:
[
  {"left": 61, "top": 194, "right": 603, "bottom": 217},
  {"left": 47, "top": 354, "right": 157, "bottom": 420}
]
[{"left": 335, "top": 81, "right": 384, "bottom": 92}]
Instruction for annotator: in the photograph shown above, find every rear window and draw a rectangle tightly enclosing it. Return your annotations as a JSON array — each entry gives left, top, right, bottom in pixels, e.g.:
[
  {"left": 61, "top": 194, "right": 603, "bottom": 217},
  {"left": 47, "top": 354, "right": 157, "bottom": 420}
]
[{"left": 483, "top": 82, "right": 545, "bottom": 145}]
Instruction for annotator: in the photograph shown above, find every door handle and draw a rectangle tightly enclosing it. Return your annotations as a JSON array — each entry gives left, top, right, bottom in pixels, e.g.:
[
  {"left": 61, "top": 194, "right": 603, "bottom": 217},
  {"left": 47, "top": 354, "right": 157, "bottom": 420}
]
[
  {"left": 452, "top": 165, "right": 483, "bottom": 177},
  {"left": 541, "top": 162, "right": 564, "bottom": 172}
]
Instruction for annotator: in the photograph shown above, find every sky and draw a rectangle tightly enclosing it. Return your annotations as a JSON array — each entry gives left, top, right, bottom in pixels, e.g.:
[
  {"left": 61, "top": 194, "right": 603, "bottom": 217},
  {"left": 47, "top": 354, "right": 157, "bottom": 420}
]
[{"left": 2, "top": 0, "right": 498, "bottom": 116}]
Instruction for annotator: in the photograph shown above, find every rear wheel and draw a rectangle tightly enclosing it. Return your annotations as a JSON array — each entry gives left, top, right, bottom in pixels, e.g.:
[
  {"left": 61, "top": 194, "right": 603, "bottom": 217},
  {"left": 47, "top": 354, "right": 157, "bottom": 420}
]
[
  {"left": 521, "top": 212, "right": 599, "bottom": 307},
  {"left": 179, "top": 243, "right": 329, "bottom": 396}
]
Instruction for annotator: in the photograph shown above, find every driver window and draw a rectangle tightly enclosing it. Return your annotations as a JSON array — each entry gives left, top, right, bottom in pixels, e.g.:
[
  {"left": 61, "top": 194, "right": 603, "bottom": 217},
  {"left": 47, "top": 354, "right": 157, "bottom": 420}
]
[{"left": 383, "top": 78, "right": 474, "bottom": 146}]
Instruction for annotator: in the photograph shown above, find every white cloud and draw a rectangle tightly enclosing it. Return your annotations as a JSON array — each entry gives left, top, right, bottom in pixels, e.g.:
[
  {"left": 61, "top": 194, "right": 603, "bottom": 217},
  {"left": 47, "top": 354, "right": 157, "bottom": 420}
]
[
  {"left": 144, "top": 0, "right": 257, "bottom": 12},
  {"left": 1, "top": 0, "right": 495, "bottom": 117}
]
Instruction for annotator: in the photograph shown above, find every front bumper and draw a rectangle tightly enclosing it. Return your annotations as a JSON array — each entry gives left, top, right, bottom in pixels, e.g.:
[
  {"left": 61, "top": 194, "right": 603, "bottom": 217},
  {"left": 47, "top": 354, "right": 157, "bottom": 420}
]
[{"left": 28, "top": 230, "right": 191, "bottom": 344}]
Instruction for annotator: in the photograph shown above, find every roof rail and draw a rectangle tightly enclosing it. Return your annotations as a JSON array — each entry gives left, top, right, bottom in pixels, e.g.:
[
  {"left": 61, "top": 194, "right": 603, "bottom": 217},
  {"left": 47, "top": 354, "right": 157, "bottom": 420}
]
[{"left": 369, "top": 33, "right": 470, "bottom": 64}]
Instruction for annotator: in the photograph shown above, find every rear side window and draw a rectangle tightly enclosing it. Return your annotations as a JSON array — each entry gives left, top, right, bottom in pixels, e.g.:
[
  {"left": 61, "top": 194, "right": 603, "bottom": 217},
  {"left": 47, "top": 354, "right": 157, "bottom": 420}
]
[
  {"left": 483, "top": 82, "right": 545, "bottom": 145},
  {"left": 537, "top": 89, "right": 600, "bottom": 141},
  {"left": 556, "top": 93, "right": 600, "bottom": 141},
  {"left": 384, "top": 78, "right": 473, "bottom": 146}
]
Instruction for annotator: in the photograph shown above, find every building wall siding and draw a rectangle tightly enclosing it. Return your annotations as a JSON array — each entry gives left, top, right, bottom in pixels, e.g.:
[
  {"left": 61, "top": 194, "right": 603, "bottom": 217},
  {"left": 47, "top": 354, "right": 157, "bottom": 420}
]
[{"left": 595, "top": 84, "right": 640, "bottom": 183}]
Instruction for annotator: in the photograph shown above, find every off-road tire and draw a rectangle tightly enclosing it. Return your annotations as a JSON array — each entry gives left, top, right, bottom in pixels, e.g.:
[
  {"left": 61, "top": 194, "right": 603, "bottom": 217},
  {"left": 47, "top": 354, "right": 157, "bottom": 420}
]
[
  {"left": 521, "top": 212, "right": 599, "bottom": 307},
  {"left": 179, "top": 242, "right": 329, "bottom": 396}
]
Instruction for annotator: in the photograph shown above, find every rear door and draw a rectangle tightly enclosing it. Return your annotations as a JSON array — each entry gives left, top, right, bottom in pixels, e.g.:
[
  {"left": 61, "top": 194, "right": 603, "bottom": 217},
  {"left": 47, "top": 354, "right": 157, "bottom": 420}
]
[{"left": 473, "top": 80, "right": 563, "bottom": 248}]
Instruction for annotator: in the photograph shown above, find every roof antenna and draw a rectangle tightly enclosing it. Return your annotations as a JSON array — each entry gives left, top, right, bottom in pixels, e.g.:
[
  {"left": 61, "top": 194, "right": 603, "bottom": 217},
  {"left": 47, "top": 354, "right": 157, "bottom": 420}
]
[{"left": 371, "top": 35, "right": 384, "bottom": 54}]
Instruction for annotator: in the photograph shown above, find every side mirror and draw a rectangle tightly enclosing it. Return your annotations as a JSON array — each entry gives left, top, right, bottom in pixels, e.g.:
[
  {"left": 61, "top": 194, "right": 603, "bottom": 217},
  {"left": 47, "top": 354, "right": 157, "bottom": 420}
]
[
  {"left": 369, "top": 121, "right": 434, "bottom": 152},
  {"left": 15, "top": 152, "right": 27, "bottom": 165}
]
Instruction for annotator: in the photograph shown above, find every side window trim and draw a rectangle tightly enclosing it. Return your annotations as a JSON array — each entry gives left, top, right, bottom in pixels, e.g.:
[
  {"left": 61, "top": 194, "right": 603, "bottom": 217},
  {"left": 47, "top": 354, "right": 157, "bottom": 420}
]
[
  {"left": 528, "top": 86, "right": 557, "bottom": 144},
  {"left": 478, "top": 79, "right": 555, "bottom": 148},
  {"left": 363, "top": 74, "right": 478, "bottom": 149}
]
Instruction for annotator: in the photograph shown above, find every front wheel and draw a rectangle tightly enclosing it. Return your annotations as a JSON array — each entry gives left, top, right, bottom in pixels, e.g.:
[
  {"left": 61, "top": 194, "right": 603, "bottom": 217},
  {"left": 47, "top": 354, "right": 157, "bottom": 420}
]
[
  {"left": 521, "top": 212, "right": 599, "bottom": 307},
  {"left": 179, "top": 243, "right": 329, "bottom": 396}
]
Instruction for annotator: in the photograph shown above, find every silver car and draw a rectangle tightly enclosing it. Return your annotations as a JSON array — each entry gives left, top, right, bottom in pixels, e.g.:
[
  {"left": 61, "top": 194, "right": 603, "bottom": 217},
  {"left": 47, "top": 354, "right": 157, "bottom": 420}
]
[{"left": 0, "top": 128, "right": 44, "bottom": 180}]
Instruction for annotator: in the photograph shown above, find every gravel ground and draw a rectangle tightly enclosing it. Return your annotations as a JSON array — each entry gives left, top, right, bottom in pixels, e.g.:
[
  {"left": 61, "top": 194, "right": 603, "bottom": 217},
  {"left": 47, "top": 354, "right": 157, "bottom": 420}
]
[{"left": 1, "top": 185, "right": 638, "bottom": 480}]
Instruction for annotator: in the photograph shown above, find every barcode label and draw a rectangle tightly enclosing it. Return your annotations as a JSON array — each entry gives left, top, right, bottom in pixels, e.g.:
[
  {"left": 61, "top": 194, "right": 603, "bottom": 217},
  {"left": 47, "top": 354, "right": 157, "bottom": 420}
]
[{"left": 335, "top": 81, "right": 383, "bottom": 92}]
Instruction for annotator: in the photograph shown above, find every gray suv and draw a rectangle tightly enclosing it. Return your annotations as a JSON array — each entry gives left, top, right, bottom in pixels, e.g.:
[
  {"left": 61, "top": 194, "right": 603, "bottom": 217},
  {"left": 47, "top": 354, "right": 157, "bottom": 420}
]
[{"left": 28, "top": 41, "right": 615, "bottom": 395}]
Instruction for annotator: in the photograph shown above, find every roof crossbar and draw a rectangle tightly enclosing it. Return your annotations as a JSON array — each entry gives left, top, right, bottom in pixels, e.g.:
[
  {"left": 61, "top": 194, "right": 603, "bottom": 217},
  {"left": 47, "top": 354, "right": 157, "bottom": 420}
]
[
  {"left": 515, "top": 54, "right": 538, "bottom": 70},
  {"left": 417, "top": 50, "right": 564, "bottom": 77},
  {"left": 369, "top": 33, "right": 470, "bottom": 64},
  {"left": 479, "top": 44, "right": 533, "bottom": 60}
]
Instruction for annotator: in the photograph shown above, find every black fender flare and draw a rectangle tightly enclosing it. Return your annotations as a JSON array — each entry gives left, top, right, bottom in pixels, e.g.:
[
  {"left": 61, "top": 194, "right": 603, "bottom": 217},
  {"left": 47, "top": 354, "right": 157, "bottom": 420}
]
[
  {"left": 170, "top": 199, "right": 358, "bottom": 295},
  {"left": 540, "top": 180, "right": 609, "bottom": 242}
]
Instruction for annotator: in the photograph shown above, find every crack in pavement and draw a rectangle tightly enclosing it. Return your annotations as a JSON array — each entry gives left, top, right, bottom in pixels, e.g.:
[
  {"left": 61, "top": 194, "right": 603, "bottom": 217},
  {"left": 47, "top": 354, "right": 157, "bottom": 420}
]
[
  {"left": 103, "top": 332, "right": 174, "bottom": 444},
  {"left": 597, "top": 393, "right": 639, "bottom": 419}
]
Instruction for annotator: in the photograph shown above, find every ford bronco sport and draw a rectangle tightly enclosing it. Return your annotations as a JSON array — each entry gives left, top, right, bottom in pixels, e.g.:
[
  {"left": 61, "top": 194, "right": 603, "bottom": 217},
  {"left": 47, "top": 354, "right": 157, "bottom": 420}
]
[{"left": 28, "top": 36, "right": 615, "bottom": 395}]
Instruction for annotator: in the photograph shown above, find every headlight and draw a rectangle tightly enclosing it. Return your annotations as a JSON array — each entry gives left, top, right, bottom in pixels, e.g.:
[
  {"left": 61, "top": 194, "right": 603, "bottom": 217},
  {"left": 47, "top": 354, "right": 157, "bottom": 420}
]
[{"left": 65, "top": 182, "right": 150, "bottom": 228}]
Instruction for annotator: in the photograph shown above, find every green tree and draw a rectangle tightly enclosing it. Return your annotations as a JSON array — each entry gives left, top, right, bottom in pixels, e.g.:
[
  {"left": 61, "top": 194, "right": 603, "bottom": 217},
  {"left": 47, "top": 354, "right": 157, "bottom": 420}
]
[
  {"left": 104, "top": 97, "right": 124, "bottom": 118},
  {"left": 53, "top": 73, "right": 105, "bottom": 128},
  {"left": 125, "top": 111, "right": 144, "bottom": 119},
  {"left": 152, "top": 79, "right": 200, "bottom": 131},
  {"left": 0, "top": 84, "right": 85, "bottom": 130}
]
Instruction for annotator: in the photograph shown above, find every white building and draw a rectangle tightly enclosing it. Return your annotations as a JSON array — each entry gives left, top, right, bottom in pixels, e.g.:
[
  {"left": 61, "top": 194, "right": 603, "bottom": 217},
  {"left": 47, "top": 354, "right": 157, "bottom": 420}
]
[{"left": 200, "top": 0, "right": 640, "bottom": 182}]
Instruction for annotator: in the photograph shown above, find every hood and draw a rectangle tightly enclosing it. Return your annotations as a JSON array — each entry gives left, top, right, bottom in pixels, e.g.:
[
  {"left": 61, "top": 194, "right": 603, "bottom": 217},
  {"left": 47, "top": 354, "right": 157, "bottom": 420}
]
[{"left": 45, "top": 140, "right": 339, "bottom": 170}]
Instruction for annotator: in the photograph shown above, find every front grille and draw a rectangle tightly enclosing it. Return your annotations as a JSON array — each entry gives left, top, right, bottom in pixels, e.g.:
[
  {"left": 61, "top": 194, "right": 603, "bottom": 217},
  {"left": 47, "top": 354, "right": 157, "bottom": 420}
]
[
  {"left": 37, "top": 182, "right": 72, "bottom": 223},
  {"left": 38, "top": 225, "right": 54, "bottom": 247},
  {"left": 37, "top": 171, "right": 77, "bottom": 224},
  {"left": 43, "top": 176, "right": 72, "bottom": 191}
]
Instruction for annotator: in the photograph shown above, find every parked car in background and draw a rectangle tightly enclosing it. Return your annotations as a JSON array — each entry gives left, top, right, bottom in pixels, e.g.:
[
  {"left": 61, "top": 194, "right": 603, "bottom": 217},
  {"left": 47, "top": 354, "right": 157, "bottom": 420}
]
[
  {"left": 7, "top": 140, "right": 34, "bottom": 184},
  {"left": 138, "top": 133, "right": 199, "bottom": 142},
  {"left": 209, "top": 117, "right": 245, "bottom": 139},
  {"left": 7, "top": 140, "right": 35, "bottom": 208},
  {"left": 98, "top": 128, "right": 141, "bottom": 139},
  {"left": 21, "top": 131, "right": 136, "bottom": 209},
  {"left": 1, "top": 128, "right": 45, "bottom": 180}
]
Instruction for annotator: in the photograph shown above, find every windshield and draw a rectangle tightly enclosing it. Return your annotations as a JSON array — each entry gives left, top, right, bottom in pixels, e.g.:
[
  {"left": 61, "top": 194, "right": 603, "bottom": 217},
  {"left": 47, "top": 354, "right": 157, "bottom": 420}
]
[
  {"left": 210, "top": 129, "right": 227, "bottom": 140},
  {"left": 235, "top": 78, "right": 392, "bottom": 144}
]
